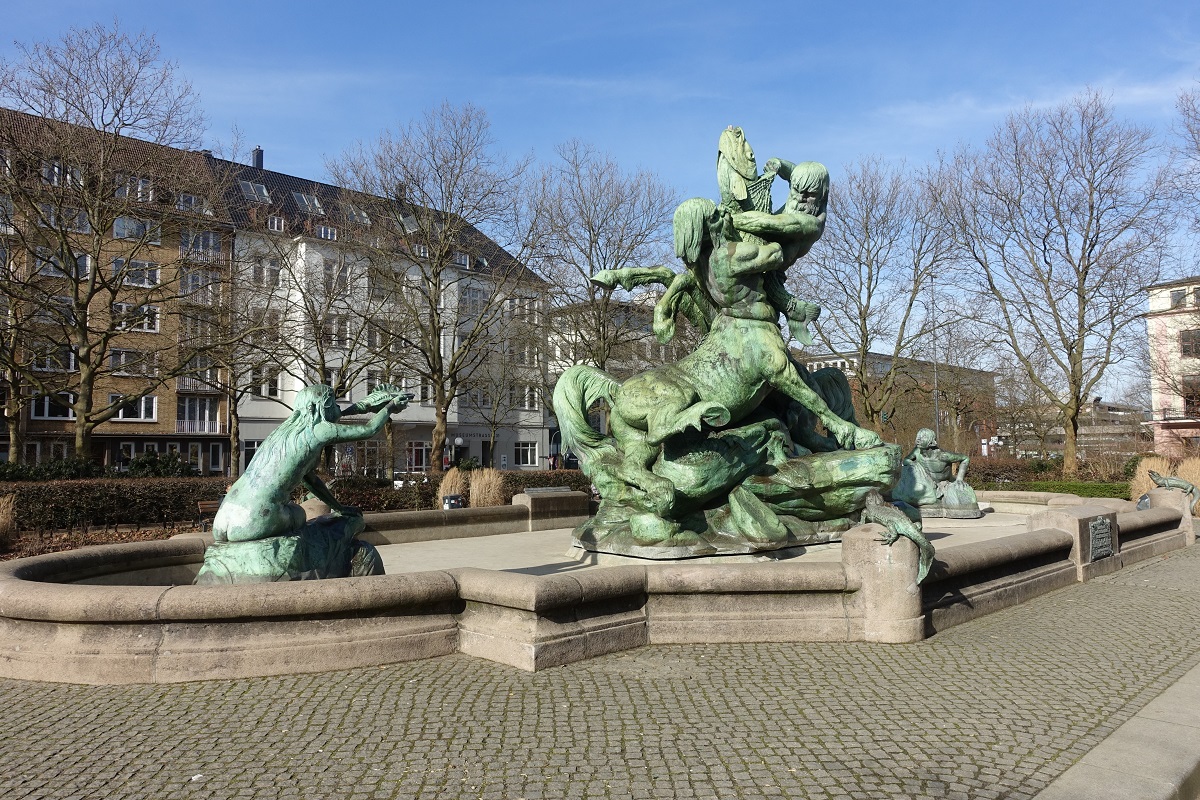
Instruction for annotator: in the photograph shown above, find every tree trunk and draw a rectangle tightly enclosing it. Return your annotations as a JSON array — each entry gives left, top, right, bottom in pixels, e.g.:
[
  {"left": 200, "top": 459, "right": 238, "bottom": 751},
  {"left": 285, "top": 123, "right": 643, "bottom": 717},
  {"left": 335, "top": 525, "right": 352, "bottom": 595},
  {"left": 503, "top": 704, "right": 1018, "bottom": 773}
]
[
  {"left": 432, "top": 396, "right": 448, "bottom": 472},
  {"left": 1062, "top": 412, "right": 1080, "bottom": 478},
  {"left": 228, "top": 391, "right": 241, "bottom": 479},
  {"left": 385, "top": 421, "right": 396, "bottom": 478}
]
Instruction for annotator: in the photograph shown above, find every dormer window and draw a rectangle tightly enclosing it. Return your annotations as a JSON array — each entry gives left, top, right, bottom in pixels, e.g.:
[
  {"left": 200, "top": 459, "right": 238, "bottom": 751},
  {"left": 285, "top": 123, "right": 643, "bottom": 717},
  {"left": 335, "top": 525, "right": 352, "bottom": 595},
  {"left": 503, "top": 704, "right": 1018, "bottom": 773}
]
[
  {"left": 239, "top": 181, "right": 271, "bottom": 203},
  {"left": 41, "top": 158, "right": 81, "bottom": 188},
  {"left": 176, "top": 193, "right": 211, "bottom": 215},
  {"left": 344, "top": 203, "right": 370, "bottom": 226},
  {"left": 267, "top": 214, "right": 286, "bottom": 232},
  {"left": 116, "top": 175, "right": 153, "bottom": 202},
  {"left": 293, "top": 192, "right": 324, "bottom": 215},
  {"left": 452, "top": 251, "right": 470, "bottom": 268}
]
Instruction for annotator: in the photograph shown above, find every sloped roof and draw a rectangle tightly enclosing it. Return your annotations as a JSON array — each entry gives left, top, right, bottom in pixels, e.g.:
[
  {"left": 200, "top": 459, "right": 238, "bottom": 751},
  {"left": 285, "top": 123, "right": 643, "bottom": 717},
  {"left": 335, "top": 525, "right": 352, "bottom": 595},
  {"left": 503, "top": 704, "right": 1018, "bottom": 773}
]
[{"left": 210, "top": 156, "right": 541, "bottom": 286}]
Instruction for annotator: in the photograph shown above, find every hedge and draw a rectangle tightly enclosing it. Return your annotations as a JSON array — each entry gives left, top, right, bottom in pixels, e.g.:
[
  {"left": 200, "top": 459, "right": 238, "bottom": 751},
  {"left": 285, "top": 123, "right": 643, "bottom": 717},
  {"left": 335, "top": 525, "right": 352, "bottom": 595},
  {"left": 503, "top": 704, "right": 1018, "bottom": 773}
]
[
  {"left": 975, "top": 480, "right": 1131, "bottom": 499},
  {"left": 1, "top": 477, "right": 228, "bottom": 531},
  {"left": 329, "top": 469, "right": 593, "bottom": 511}
]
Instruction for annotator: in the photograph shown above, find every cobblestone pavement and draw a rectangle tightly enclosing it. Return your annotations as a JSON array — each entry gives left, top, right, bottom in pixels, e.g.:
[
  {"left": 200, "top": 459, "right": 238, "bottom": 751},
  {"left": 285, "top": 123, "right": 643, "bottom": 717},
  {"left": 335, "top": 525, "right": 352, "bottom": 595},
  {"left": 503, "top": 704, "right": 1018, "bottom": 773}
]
[{"left": 2, "top": 548, "right": 1200, "bottom": 800}]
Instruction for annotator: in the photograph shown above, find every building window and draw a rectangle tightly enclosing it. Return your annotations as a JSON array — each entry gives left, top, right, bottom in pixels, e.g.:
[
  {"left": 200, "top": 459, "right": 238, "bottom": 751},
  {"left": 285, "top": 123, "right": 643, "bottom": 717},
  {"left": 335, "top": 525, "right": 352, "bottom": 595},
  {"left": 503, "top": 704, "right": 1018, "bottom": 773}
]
[
  {"left": 110, "top": 349, "right": 158, "bottom": 376},
  {"left": 32, "top": 345, "right": 77, "bottom": 372},
  {"left": 181, "top": 229, "right": 222, "bottom": 261},
  {"left": 1182, "top": 330, "right": 1200, "bottom": 358},
  {"left": 0, "top": 195, "right": 14, "bottom": 233},
  {"left": 209, "top": 443, "right": 223, "bottom": 473},
  {"left": 34, "top": 295, "right": 76, "bottom": 326},
  {"left": 293, "top": 192, "right": 324, "bottom": 215},
  {"left": 112, "top": 258, "right": 160, "bottom": 287},
  {"left": 343, "top": 203, "right": 370, "bottom": 226},
  {"left": 452, "top": 251, "right": 470, "bottom": 268},
  {"left": 243, "top": 439, "right": 263, "bottom": 468},
  {"left": 116, "top": 175, "right": 153, "bottom": 202},
  {"left": 32, "top": 393, "right": 76, "bottom": 419},
  {"left": 1171, "top": 289, "right": 1188, "bottom": 308},
  {"left": 250, "top": 367, "right": 281, "bottom": 398},
  {"left": 411, "top": 243, "right": 429, "bottom": 258},
  {"left": 41, "top": 159, "right": 81, "bottom": 188},
  {"left": 322, "top": 369, "right": 350, "bottom": 400},
  {"left": 514, "top": 442, "right": 537, "bottom": 466},
  {"left": 1185, "top": 375, "right": 1200, "bottom": 417},
  {"left": 319, "top": 315, "right": 350, "bottom": 350},
  {"left": 461, "top": 287, "right": 486, "bottom": 316},
  {"left": 176, "top": 193, "right": 210, "bottom": 214},
  {"left": 405, "top": 441, "right": 432, "bottom": 472},
  {"left": 177, "top": 396, "right": 220, "bottom": 433},
  {"left": 238, "top": 181, "right": 271, "bottom": 203},
  {"left": 267, "top": 215, "right": 286, "bottom": 232},
  {"left": 113, "top": 216, "right": 161, "bottom": 243},
  {"left": 112, "top": 303, "right": 160, "bottom": 332},
  {"left": 323, "top": 257, "right": 349, "bottom": 293},
  {"left": 181, "top": 268, "right": 221, "bottom": 304},
  {"left": 366, "top": 370, "right": 382, "bottom": 394},
  {"left": 111, "top": 394, "right": 157, "bottom": 421},
  {"left": 35, "top": 250, "right": 90, "bottom": 279},
  {"left": 252, "top": 258, "right": 280, "bottom": 287},
  {"left": 315, "top": 224, "right": 338, "bottom": 241},
  {"left": 39, "top": 204, "right": 90, "bottom": 233}
]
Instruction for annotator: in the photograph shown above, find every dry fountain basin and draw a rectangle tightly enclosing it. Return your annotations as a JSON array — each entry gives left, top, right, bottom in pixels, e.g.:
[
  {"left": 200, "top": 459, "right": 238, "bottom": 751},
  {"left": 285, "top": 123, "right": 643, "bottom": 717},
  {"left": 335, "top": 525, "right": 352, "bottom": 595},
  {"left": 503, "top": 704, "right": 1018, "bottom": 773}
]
[{"left": 0, "top": 489, "right": 1192, "bottom": 685}]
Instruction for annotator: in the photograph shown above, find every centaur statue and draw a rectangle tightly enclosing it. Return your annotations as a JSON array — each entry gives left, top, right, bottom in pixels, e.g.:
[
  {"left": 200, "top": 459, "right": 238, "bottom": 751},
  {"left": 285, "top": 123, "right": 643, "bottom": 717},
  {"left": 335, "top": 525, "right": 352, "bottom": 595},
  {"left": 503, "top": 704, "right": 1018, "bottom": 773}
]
[{"left": 554, "top": 127, "right": 933, "bottom": 580}]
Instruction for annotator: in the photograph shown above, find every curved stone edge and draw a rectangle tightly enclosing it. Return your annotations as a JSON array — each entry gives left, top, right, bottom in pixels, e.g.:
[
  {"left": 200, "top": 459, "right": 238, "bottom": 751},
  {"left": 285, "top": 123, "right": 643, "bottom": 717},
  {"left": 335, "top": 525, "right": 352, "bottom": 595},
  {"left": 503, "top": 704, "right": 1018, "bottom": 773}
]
[{"left": 0, "top": 492, "right": 1192, "bottom": 683}]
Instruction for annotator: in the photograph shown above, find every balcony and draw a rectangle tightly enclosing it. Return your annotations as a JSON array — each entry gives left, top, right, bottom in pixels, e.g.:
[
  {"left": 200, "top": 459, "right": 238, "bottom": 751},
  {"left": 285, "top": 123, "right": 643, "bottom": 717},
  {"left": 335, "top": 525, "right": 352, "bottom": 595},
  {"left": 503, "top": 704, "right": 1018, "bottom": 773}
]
[
  {"left": 177, "top": 375, "right": 222, "bottom": 393},
  {"left": 175, "top": 419, "right": 226, "bottom": 435}
]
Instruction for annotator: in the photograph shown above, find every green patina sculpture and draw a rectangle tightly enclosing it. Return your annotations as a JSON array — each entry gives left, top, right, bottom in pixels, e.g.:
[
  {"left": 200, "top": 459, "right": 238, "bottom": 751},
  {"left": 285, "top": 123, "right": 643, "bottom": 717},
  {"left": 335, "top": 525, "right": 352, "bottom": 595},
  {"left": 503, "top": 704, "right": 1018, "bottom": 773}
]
[
  {"left": 891, "top": 428, "right": 983, "bottom": 520},
  {"left": 1145, "top": 470, "right": 1200, "bottom": 515},
  {"left": 194, "top": 383, "right": 411, "bottom": 585},
  {"left": 555, "top": 127, "right": 934, "bottom": 581}
]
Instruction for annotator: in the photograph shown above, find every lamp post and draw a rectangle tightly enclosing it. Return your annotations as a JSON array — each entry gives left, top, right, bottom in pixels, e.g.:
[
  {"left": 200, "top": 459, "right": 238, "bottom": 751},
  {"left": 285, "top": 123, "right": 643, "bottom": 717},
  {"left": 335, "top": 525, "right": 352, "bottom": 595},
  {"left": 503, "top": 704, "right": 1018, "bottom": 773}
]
[{"left": 930, "top": 271, "right": 941, "bottom": 440}]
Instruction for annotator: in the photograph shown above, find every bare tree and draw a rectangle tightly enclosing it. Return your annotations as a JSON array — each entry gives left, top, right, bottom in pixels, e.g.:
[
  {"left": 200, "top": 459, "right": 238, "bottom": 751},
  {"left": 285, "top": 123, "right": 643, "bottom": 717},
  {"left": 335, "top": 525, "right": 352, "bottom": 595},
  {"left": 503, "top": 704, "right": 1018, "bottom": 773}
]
[
  {"left": 537, "top": 140, "right": 677, "bottom": 374},
  {"left": 0, "top": 22, "right": 229, "bottom": 459},
  {"left": 328, "top": 102, "right": 546, "bottom": 464},
  {"left": 790, "top": 156, "right": 954, "bottom": 433},
  {"left": 938, "top": 90, "right": 1173, "bottom": 476}
]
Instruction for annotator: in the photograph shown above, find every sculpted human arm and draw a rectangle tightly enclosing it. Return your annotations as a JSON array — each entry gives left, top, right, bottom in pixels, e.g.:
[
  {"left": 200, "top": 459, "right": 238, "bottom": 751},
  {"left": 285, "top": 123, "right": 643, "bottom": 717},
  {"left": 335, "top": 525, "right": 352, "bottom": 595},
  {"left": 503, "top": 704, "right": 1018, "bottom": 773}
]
[
  {"left": 340, "top": 384, "right": 406, "bottom": 416},
  {"left": 326, "top": 392, "right": 411, "bottom": 446},
  {"left": 950, "top": 452, "right": 969, "bottom": 483},
  {"left": 302, "top": 471, "right": 355, "bottom": 515}
]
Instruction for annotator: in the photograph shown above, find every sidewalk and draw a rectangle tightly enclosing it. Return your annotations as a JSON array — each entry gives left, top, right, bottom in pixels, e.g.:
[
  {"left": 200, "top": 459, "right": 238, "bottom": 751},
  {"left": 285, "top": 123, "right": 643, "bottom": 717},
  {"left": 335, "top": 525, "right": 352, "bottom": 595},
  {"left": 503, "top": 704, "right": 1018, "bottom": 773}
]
[{"left": 0, "top": 528, "right": 1197, "bottom": 799}]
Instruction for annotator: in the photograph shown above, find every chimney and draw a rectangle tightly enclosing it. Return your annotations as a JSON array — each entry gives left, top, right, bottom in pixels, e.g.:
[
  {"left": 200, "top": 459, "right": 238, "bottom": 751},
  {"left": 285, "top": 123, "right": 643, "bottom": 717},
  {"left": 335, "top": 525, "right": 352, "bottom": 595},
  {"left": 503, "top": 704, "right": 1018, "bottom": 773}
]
[{"left": 252, "top": 146, "right": 263, "bottom": 170}]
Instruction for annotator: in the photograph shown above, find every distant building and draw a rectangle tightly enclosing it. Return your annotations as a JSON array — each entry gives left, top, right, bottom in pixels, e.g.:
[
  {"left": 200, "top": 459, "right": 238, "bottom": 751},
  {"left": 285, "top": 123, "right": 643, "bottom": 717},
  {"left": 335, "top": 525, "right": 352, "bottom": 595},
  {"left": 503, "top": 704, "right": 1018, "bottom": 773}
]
[
  {"left": 793, "top": 349, "right": 996, "bottom": 453},
  {"left": 1146, "top": 276, "right": 1200, "bottom": 456}
]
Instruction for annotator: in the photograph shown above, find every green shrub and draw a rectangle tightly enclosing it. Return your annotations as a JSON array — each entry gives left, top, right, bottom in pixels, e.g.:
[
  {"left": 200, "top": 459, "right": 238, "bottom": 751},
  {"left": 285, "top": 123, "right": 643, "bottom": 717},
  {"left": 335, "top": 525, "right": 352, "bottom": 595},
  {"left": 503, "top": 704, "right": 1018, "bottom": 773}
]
[
  {"left": 499, "top": 469, "right": 592, "bottom": 504},
  {"left": 2, "top": 477, "right": 228, "bottom": 530},
  {"left": 975, "top": 480, "right": 1129, "bottom": 499},
  {"left": 126, "top": 451, "right": 197, "bottom": 478},
  {"left": 0, "top": 457, "right": 109, "bottom": 482}
]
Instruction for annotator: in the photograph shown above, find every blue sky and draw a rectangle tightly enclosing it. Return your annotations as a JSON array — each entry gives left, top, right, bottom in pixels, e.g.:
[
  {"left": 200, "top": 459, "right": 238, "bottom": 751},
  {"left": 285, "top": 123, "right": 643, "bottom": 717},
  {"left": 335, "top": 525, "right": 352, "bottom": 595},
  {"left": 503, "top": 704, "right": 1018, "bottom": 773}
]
[{"left": 4, "top": 0, "right": 1198, "bottom": 200}]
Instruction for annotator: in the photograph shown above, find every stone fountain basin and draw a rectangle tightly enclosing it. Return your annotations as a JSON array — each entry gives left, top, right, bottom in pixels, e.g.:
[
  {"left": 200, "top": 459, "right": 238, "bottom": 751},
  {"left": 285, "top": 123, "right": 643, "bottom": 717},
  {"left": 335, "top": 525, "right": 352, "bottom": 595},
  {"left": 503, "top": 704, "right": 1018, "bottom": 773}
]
[
  {"left": 0, "top": 489, "right": 1190, "bottom": 686},
  {"left": 0, "top": 537, "right": 463, "bottom": 684}
]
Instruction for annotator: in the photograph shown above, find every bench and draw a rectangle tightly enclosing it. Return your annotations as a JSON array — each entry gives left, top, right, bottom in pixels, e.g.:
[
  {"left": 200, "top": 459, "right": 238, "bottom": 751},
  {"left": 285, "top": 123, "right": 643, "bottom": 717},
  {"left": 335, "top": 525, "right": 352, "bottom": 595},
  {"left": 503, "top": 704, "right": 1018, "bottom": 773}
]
[{"left": 197, "top": 498, "right": 224, "bottom": 532}]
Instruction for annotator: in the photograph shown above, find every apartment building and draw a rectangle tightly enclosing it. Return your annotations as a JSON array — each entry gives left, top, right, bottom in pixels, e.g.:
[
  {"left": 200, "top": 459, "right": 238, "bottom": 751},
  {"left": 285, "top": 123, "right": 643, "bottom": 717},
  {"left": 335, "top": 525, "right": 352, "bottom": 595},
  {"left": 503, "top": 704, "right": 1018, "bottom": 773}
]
[
  {"left": 0, "top": 107, "right": 553, "bottom": 474},
  {"left": 215, "top": 150, "right": 554, "bottom": 476},
  {"left": 1147, "top": 276, "right": 1200, "bottom": 456},
  {"left": 0, "top": 106, "right": 233, "bottom": 472}
]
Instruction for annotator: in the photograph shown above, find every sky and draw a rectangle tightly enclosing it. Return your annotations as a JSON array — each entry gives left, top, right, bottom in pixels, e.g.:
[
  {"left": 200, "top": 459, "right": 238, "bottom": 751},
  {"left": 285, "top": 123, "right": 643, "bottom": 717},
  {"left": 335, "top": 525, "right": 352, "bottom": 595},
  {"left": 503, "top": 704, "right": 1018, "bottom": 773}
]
[{"left": 3, "top": 0, "right": 1198, "bottom": 201}]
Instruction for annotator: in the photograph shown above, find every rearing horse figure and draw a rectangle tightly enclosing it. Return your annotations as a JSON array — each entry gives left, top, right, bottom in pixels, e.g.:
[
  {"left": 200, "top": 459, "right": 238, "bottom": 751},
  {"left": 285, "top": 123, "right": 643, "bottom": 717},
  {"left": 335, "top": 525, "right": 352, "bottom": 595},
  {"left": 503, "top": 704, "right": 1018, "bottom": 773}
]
[{"left": 557, "top": 193, "right": 882, "bottom": 515}]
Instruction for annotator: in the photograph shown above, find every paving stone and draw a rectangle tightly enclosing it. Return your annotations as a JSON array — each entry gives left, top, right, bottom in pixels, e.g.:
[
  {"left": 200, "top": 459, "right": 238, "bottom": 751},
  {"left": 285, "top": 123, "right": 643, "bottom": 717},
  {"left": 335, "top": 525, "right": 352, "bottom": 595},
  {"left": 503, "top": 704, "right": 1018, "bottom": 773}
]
[{"left": 1, "top": 547, "right": 1199, "bottom": 798}]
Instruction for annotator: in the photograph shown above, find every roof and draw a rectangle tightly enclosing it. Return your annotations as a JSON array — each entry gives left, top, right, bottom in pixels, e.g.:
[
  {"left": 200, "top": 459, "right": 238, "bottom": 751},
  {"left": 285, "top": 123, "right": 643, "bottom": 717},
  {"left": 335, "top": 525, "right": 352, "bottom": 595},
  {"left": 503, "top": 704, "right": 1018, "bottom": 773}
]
[{"left": 210, "top": 156, "right": 541, "bottom": 286}]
